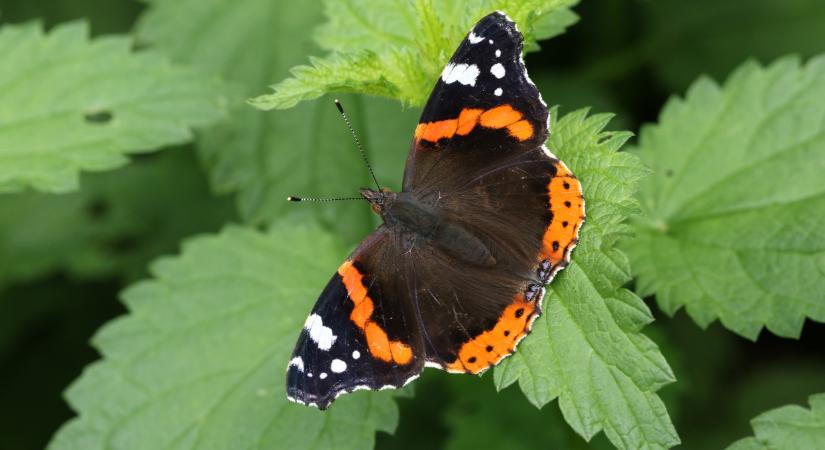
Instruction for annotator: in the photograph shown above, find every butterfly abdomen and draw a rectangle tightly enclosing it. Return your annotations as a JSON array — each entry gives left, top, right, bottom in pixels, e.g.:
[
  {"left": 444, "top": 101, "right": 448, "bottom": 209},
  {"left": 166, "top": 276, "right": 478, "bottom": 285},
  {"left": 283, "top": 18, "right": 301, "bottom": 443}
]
[{"left": 386, "top": 193, "right": 496, "bottom": 266}]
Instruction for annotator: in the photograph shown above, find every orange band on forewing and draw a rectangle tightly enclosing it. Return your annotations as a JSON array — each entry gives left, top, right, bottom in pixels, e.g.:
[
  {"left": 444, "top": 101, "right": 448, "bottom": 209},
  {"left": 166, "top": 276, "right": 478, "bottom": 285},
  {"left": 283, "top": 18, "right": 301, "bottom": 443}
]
[
  {"left": 456, "top": 108, "right": 483, "bottom": 135},
  {"left": 540, "top": 161, "right": 584, "bottom": 264},
  {"left": 390, "top": 340, "right": 413, "bottom": 365},
  {"left": 416, "top": 104, "right": 533, "bottom": 144},
  {"left": 350, "top": 298, "right": 373, "bottom": 329},
  {"left": 479, "top": 105, "right": 522, "bottom": 129},
  {"left": 445, "top": 293, "right": 536, "bottom": 374},
  {"left": 414, "top": 123, "right": 426, "bottom": 140},
  {"left": 365, "top": 322, "right": 391, "bottom": 361},
  {"left": 340, "top": 265, "right": 368, "bottom": 304},
  {"left": 507, "top": 119, "right": 533, "bottom": 141},
  {"left": 338, "top": 261, "right": 414, "bottom": 365},
  {"left": 421, "top": 119, "right": 458, "bottom": 142}
]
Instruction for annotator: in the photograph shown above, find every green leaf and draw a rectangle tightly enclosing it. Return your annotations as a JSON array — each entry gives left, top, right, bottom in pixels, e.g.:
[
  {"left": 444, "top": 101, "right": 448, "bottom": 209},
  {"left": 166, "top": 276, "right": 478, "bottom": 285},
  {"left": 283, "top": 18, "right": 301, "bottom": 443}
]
[
  {"left": 49, "top": 224, "right": 402, "bottom": 450},
  {"left": 727, "top": 394, "right": 825, "bottom": 450},
  {"left": 248, "top": 52, "right": 400, "bottom": 111},
  {"left": 493, "top": 109, "right": 679, "bottom": 450},
  {"left": 0, "top": 21, "right": 225, "bottom": 194},
  {"left": 0, "top": 148, "right": 235, "bottom": 291},
  {"left": 642, "top": 0, "right": 825, "bottom": 91},
  {"left": 625, "top": 55, "right": 825, "bottom": 340},
  {"left": 225, "top": 93, "right": 418, "bottom": 242},
  {"left": 530, "top": 5, "right": 579, "bottom": 43},
  {"left": 251, "top": 0, "right": 580, "bottom": 109},
  {"left": 136, "top": 0, "right": 418, "bottom": 236}
]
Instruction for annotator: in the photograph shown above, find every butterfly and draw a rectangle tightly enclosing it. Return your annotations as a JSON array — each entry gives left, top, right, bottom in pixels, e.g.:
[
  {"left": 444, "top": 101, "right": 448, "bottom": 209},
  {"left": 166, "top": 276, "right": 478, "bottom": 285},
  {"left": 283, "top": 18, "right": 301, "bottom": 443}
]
[{"left": 286, "top": 11, "right": 584, "bottom": 409}]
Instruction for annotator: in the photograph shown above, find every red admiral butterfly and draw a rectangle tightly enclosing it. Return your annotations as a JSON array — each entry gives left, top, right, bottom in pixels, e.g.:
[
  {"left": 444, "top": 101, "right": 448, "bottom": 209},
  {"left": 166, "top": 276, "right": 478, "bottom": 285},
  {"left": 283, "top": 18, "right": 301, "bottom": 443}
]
[{"left": 287, "top": 11, "right": 584, "bottom": 409}]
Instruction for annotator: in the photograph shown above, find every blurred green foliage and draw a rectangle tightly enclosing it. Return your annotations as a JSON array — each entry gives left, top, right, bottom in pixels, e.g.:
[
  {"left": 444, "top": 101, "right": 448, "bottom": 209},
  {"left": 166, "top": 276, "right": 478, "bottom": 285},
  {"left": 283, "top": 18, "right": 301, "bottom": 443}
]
[
  {"left": 0, "top": 21, "right": 226, "bottom": 193},
  {"left": 0, "top": 0, "right": 824, "bottom": 449}
]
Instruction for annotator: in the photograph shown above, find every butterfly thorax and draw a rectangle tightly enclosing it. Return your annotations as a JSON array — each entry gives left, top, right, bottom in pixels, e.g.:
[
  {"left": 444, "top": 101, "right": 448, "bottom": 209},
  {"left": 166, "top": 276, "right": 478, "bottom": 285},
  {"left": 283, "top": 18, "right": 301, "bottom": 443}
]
[{"left": 360, "top": 187, "right": 496, "bottom": 266}]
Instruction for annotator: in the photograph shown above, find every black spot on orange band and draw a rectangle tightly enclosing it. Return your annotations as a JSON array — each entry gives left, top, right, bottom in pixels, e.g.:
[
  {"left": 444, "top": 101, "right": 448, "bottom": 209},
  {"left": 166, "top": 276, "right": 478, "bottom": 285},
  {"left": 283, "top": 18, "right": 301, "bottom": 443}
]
[
  {"left": 445, "top": 293, "right": 537, "bottom": 374},
  {"left": 540, "top": 160, "right": 584, "bottom": 265}
]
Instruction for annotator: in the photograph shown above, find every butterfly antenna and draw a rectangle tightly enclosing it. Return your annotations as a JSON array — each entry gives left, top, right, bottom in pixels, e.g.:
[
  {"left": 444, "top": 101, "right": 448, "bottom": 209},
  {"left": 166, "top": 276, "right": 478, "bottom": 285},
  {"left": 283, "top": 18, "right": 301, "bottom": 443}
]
[
  {"left": 287, "top": 195, "right": 364, "bottom": 202},
  {"left": 335, "top": 99, "right": 382, "bottom": 190}
]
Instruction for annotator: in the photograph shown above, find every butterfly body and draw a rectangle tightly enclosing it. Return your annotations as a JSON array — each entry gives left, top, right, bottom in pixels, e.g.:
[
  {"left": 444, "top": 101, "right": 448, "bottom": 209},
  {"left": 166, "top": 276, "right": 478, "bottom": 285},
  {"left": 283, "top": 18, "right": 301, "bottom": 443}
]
[
  {"left": 286, "top": 11, "right": 585, "bottom": 410},
  {"left": 361, "top": 187, "right": 497, "bottom": 267}
]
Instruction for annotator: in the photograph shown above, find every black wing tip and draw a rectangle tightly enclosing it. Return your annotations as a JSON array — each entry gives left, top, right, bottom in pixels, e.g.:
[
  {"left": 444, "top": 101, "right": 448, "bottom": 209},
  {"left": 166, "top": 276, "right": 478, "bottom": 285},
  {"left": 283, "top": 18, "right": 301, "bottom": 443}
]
[
  {"left": 479, "top": 10, "right": 515, "bottom": 27},
  {"left": 471, "top": 11, "right": 521, "bottom": 42}
]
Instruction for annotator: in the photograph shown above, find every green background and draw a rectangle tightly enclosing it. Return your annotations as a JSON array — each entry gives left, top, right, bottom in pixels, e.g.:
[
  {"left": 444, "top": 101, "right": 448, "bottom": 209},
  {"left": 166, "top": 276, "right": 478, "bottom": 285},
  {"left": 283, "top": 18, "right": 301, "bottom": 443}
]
[{"left": 1, "top": 0, "right": 824, "bottom": 449}]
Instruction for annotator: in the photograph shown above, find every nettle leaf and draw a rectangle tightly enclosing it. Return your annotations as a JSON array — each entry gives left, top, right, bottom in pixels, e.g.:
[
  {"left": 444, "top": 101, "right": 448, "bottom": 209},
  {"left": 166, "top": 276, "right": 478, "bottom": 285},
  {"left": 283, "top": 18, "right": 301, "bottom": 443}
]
[
  {"left": 250, "top": 52, "right": 400, "bottom": 111},
  {"left": 727, "top": 394, "right": 825, "bottom": 450},
  {"left": 0, "top": 149, "right": 235, "bottom": 291},
  {"left": 213, "top": 93, "right": 418, "bottom": 243},
  {"left": 250, "top": 0, "right": 580, "bottom": 110},
  {"left": 49, "top": 224, "right": 401, "bottom": 450},
  {"left": 136, "top": 0, "right": 418, "bottom": 237},
  {"left": 494, "top": 109, "right": 679, "bottom": 450},
  {"left": 0, "top": 21, "right": 224, "bottom": 194},
  {"left": 625, "top": 56, "right": 825, "bottom": 340}
]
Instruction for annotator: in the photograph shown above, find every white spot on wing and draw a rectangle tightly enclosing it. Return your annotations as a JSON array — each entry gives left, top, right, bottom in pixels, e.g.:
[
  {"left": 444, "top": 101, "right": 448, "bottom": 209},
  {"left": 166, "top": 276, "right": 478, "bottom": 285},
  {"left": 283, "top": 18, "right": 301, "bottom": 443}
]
[
  {"left": 495, "top": 49, "right": 501, "bottom": 58},
  {"left": 331, "top": 359, "right": 347, "bottom": 373},
  {"left": 441, "top": 63, "right": 480, "bottom": 86},
  {"left": 352, "top": 350, "right": 361, "bottom": 359},
  {"left": 468, "top": 31, "right": 483, "bottom": 44},
  {"left": 494, "top": 87, "right": 503, "bottom": 96},
  {"left": 490, "top": 63, "right": 506, "bottom": 79},
  {"left": 488, "top": 39, "right": 493, "bottom": 44},
  {"left": 304, "top": 313, "right": 336, "bottom": 351},
  {"left": 320, "top": 372, "right": 328, "bottom": 379},
  {"left": 288, "top": 356, "right": 305, "bottom": 372}
]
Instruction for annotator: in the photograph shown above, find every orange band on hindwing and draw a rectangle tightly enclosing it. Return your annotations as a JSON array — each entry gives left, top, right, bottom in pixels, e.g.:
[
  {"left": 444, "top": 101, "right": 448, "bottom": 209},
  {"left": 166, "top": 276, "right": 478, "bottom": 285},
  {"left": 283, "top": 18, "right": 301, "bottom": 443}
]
[
  {"left": 416, "top": 104, "right": 534, "bottom": 144},
  {"left": 540, "top": 161, "right": 584, "bottom": 264},
  {"left": 445, "top": 293, "right": 537, "bottom": 374},
  {"left": 338, "top": 261, "right": 413, "bottom": 365}
]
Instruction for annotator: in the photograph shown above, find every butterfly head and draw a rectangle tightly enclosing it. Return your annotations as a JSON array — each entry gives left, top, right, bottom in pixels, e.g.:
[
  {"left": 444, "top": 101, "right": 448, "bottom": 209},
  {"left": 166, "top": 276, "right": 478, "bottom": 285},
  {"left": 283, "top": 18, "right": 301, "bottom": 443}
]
[{"left": 360, "top": 187, "right": 396, "bottom": 215}]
